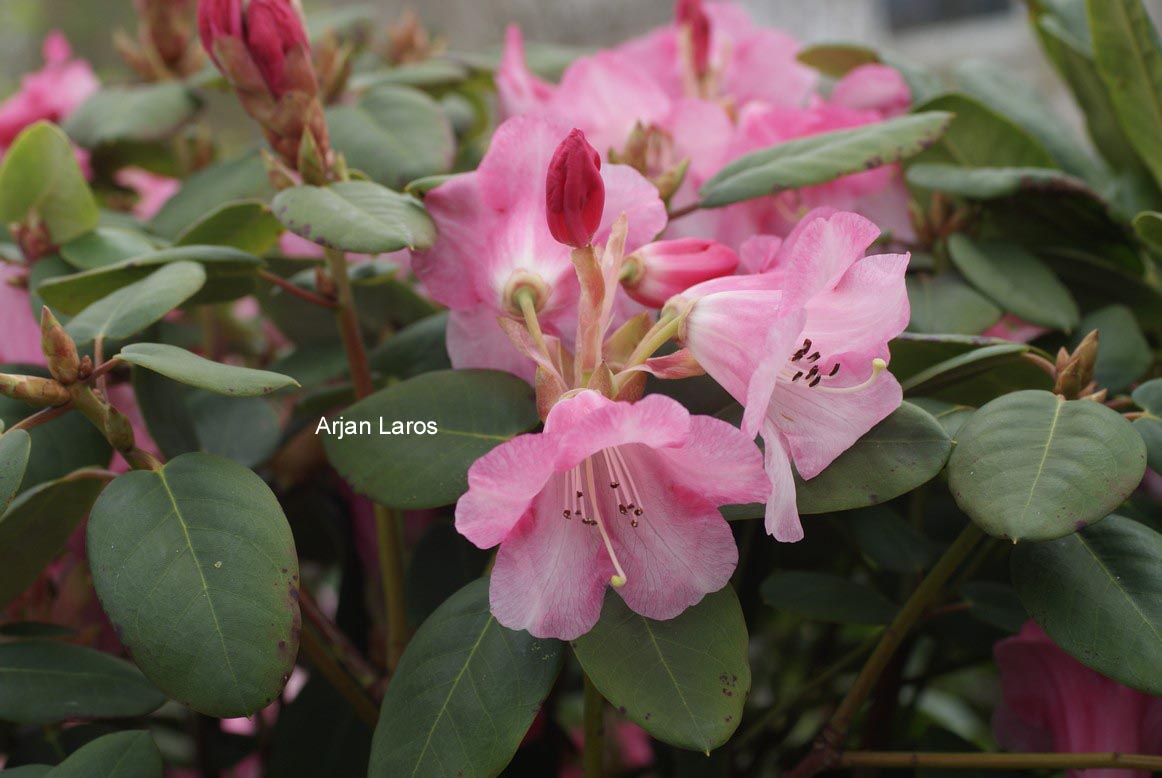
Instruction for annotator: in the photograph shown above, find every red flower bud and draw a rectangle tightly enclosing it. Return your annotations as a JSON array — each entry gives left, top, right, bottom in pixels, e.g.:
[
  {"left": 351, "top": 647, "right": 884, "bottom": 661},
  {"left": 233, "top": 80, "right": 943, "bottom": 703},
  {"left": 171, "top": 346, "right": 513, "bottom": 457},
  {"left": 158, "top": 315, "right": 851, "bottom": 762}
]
[
  {"left": 622, "top": 238, "right": 739, "bottom": 308},
  {"left": 198, "top": 0, "right": 311, "bottom": 98},
  {"left": 545, "top": 129, "right": 605, "bottom": 249},
  {"left": 197, "top": 0, "right": 243, "bottom": 66},
  {"left": 675, "top": 0, "right": 711, "bottom": 76}
]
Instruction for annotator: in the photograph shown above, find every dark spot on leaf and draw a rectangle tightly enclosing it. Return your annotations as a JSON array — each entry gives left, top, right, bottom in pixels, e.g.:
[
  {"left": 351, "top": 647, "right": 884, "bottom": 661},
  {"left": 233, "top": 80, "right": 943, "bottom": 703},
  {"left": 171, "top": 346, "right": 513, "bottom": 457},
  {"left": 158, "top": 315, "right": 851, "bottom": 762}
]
[
  {"left": 618, "top": 706, "right": 626, "bottom": 714},
  {"left": 278, "top": 640, "right": 287, "bottom": 650},
  {"left": 725, "top": 716, "right": 733, "bottom": 723},
  {"left": 644, "top": 713, "right": 651, "bottom": 720},
  {"left": 1075, "top": 520, "right": 1087, "bottom": 531}
]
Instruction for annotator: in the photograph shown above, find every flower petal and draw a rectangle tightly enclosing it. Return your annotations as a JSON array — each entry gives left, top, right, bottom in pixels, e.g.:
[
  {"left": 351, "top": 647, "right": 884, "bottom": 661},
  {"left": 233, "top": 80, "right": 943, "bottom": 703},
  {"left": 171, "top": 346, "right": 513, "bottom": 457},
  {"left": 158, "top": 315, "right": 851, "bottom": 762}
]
[
  {"left": 552, "top": 392, "right": 691, "bottom": 471},
  {"left": 653, "top": 415, "right": 769, "bottom": 506},
  {"left": 767, "top": 210, "right": 881, "bottom": 305},
  {"left": 761, "top": 428, "right": 803, "bottom": 541},
  {"left": 456, "top": 431, "right": 557, "bottom": 549},
  {"left": 446, "top": 307, "right": 537, "bottom": 383}
]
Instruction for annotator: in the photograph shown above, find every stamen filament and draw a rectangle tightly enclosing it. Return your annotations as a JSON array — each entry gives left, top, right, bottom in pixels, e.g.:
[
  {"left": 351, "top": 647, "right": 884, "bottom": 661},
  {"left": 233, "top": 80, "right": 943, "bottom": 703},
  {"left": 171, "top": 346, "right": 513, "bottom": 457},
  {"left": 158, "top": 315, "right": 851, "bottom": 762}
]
[
  {"left": 584, "top": 457, "right": 628, "bottom": 588},
  {"left": 816, "top": 358, "right": 887, "bottom": 395}
]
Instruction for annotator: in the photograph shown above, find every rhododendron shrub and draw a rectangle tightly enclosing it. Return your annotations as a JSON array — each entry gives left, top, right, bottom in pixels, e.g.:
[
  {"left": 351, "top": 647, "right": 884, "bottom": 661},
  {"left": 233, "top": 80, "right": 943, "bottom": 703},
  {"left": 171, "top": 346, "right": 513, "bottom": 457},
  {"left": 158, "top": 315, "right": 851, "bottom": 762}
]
[{"left": 0, "top": 1, "right": 1161, "bottom": 776}]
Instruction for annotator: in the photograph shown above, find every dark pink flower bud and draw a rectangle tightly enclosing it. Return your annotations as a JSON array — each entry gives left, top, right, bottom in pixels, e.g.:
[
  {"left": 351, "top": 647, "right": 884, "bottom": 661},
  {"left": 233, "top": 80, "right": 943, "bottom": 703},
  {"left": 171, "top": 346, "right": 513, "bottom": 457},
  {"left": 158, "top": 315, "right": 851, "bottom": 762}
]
[
  {"left": 622, "top": 238, "right": 739, "bottom": 308},
  {"left": 197, "top": 0, "right": 243, "bottom": 66},
  {"left": 545, "top": 129, "right": 605, "bottom": 249},
  {"left": 675, "top": 0, "right": 711, "bottom": 76},
  {"left": 244, "top": 0, "right": 311, "bottom": 97}
]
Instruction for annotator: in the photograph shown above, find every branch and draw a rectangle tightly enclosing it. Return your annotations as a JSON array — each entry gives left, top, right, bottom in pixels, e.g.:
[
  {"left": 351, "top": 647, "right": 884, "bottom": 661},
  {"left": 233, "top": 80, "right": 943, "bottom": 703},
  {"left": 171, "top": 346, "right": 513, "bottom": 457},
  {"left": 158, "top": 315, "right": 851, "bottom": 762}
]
[
  {"left": 261, "top": 269, "right": 338, "bottom": 310},
  {"left": 837, "top": 751, "right": 1162, "bottom": 771}
]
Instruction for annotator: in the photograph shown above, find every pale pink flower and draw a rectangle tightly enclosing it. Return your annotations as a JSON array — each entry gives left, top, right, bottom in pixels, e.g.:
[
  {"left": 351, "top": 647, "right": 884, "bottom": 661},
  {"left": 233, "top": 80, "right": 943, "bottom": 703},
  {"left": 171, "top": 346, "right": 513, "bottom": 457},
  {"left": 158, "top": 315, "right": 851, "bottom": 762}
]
[
  {"left": 677, "top": 210, "right": 909, "bottom": 541},
  {"left": 981, "top": 313, "right": 1050, "bottom": 344},
  {"left": 621, "top": 237, "right": 739, "bottom": 308},
  {"left": 995, "top": 622, "right": 1162, "bottom": 778},
  {"left": 0, "top": 262, "right": 44, "bottom": 365},
  {"left": 456, "top": 390, "right": 768, "bottom": 640},
  {"left": 114, "top": 168, "right": 181, "bottom": 220},
  {"left": 411, "top": 116, "right": 666, "bottom": 382},
  {"left": 0, "top": 32, "right": 98, "bottom": 151}
]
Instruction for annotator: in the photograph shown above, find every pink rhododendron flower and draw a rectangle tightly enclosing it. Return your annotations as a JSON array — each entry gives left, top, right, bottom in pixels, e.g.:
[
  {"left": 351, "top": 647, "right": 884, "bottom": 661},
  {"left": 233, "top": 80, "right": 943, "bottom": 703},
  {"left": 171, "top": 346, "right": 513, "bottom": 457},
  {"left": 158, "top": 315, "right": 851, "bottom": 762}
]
[
  {"left": 456, "top": 390, "right": 768, "bottom": 639},
  {"left": 676, "top": 210, "right": 909, "bottom": 541},
  {"left": 981, "top": 313, "right": 1050, "bottom": 344},
  {"left": 412, "top": 116, "right": 666, "bottom": 382},
  {"left": 621, "top": 237, "right": 739, "bottom": 308},
  {"left": 995, "top": 622, "right": 1162, "bottom": 778},
  {"left": 0, "top": 32, "right": 98, "bottom": 152},
  {"left": 0, "top": 262, "right": 45, "bottom": 365}
]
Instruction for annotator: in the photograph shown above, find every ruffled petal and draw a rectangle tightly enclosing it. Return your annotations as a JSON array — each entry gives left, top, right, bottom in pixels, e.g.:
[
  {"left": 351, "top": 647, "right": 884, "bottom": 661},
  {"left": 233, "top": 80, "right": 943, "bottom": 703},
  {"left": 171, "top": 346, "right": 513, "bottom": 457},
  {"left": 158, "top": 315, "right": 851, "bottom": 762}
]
[
  {"left": 456, "top": 432, "right": 557, "bottom": 549},
  {"left": 760, "top": 428, "right": 802, "bottom": 541},
  {"left": 551, "top": 392, "right": 691, "bottom": 471},
  {"left": 653, "top": 415, "right": 769, "bottom": 506}
]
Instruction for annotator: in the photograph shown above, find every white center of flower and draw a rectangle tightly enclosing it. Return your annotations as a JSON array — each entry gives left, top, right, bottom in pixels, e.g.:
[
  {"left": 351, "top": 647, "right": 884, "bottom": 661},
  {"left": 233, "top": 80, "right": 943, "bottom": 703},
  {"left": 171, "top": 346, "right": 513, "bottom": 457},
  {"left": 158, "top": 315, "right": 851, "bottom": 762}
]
[{"left": 561, "top": 447, "right": 647, "bottom": 589}]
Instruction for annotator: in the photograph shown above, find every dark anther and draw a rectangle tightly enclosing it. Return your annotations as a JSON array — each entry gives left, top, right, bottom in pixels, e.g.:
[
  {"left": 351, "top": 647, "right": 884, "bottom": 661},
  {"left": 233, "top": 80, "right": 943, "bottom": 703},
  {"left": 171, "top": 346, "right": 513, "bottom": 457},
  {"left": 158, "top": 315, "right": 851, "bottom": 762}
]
[
  {"left": 619, "top": 505, "right": 628, "bottom": 515},
  {"left": 806, "top": 366, "right": 819, "bottom": 380},
  {"left": 631, "top": 519, "right": 639, "bottom": 527},
  {"left": 634, "top": 508, "right": 643, "bottom": 516},
  {"left": 792, "top": 371, "right": 804, "bottom": 382},
  {"left": 576, "top": 491, "right": 583, "bottom": 499},
  {"left": 610, "top": 481, "right": 619, "bottom": 489},
  {"left": 563, "top": 510, "right": 572, "bottom": 518},
  {"left": 809, "top": 375, "right": 822, "bottom": 387},
  {"left": 829, "top": 363, "right": 840, "bottom": 376},
  {"left": 806, "top": 352, "right": 821, "bottom": 362}
]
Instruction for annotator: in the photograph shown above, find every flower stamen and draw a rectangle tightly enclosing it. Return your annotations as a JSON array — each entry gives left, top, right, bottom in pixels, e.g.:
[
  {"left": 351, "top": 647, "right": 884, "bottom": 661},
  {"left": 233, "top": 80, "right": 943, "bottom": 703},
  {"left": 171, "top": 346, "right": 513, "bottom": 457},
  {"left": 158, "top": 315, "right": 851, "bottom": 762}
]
[{"left": 584, "top": 457, "right": 628, "bottom": 588}]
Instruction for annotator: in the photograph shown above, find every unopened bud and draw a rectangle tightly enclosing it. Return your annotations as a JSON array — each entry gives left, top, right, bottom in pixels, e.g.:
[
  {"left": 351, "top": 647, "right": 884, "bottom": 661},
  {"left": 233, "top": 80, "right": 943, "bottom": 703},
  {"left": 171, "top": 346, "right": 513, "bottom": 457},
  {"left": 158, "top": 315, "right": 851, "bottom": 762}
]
[
  {"left": 652, "top": 157, "right": 689, "bottom": 202},
  {"left": 105, "top": 404, "right": 137, "bottom": 451},
  {"left": 40, "top": 307, "right": 80, "bottom": 385},
  {"left": 546, "top": 129, "right": 604, "bottom": 249},
  {"left": 676, "top": 0, "right": 711, "bottom": 77},
  {"left": 0, "top": 374, "right": 71, "bottom": 408},
  {"left": 621, "top": 238, "right": 739, "bottom": 308},
  {"left": 1054, "top": 330, "right": 1100, "bottom": 399}
]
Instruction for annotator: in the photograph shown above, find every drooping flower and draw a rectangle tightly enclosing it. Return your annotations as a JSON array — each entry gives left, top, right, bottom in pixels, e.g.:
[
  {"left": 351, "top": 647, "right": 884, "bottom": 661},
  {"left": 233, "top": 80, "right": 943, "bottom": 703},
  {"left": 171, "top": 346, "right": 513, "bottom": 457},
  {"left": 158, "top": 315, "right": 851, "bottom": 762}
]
[
  {"left": 675, "top": 210, "right": 909, "bottom": 541},
  {"left": 0, "top": 32, "right": 99, "bottom": 152},
  {"left": 621, "top": 237, "right": 738, "bottom": 308},
  {"left": 546, "top": 129, "right": 605, "bottom": 249},
  {"left": 411, "top": 116, "right": 666, "bottom": 381},
  {"left": 456, "top": 390, "right": 768, "bottom": 640},
  {"left": 994, "top": 622, "right": 1162, "bottom": 778}
]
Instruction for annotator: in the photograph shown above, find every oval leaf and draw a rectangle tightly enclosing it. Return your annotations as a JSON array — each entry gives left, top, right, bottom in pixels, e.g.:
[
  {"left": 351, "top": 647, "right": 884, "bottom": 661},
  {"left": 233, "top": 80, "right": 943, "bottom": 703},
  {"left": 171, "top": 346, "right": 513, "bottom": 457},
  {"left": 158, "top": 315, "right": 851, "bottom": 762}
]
[
  {"left": 117, "top": 343, "right": 299, "bottom": 396},
  {"left": 761, "top": 571, "right": 897, "bottom": 625},
  {"left": 65, "top": 262, "right": 207, "bottom": 345},
  {"left": 175, "top": 200, "right": 285, "bottom": 254},
  {"left": 0, "top": 429, "right": 31, "bottom": 512},
  {"left": 0, "top": 122, "right": 98, "bottom": 244},
  {"left": 0, "top": 640, "right": 164, "bottom": 724},
  {"left": 86, "top": 453, "right": 300, "bottom": 717},
  {"left": 949, "top": 390, "right": 1146, "bottom": 541},
  {"left": 65, "top": 82, "right": 201, "bottom": 146},
  {"left": 59, "top": 228, "right": 159, "bottom": 271},
  {"left": 324, "top": 369, "right": 538, "bottom": 509},
  {"left": 906, "top": 273, "right": 1002, "bottom": 335},
  {"left": 699, "top": 112, "right": 952, "bottom": 207},
  {"left": 947, "top": 234, "right": 1080, "bottom": 331},
  {"left": 150, "top": 152, "right": 273, "bottom": 239},
  {"left": 273, "top": 181, "right": 436, "bottom": 254},
  {"left": 1132, "top": 378, "right": 1162, "bottom": 470},
  {"left": 1012, "top": 515, "right": 1162, "bottom": 694},
  {"left": 796, "top": 401, "right": 952, "bottom": 514},
  {"left": 1073, "top": 304, "right": 1150, "bottom": 393},
  {"left": 573, "top": 586, "right": 750, "bottom": 753},
  {"left": 47, "top": 730, "right": 163, "bottom": 778},
  {"left": 368, "top": 578, "right": 563, "bottom": 777}
]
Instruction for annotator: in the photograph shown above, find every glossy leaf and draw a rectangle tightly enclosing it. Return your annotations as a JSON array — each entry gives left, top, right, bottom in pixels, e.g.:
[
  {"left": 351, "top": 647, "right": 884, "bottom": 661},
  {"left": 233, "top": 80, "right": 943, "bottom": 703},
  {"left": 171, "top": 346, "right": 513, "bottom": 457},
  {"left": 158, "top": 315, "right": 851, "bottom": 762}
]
[
  {"left": 47, "top": 730, "right": 163, "bottom": 778},
  {"left": 87, "top": 453, "right": 300, "bottom": 717},
  {"left": 65, "top": 82, "right": 201, "bottom": 146},
  {"left": 117, "top": 343, "right": 300, "bottom": 397},
  {"left": 0, "top": 122, "right": 98, "bottom": 244},
  {"left": 947, "top": 234, "right": 1080, "bottom": 331},
  {"left": 0, "top": 430, "right": 31, "bottom": 513},
  {"left": 906, "top": 273, "right": 1002, "bottom": 335},
  {"left": 1133, "top": 210, "right": 1162, "bottom": 249},
  {"left": 150, "top": 152, "right": 273, "bottom": 239},
  {"left": 699, "top": 112, "right": 952, "bottom": 207},
  {"left": 324, "top": 370, "right": 538, "bottom": 509},
  {"left": 175, "top": 200, "right": 285, "bottom": 255},
  {"left": 368, "top": 578, "right": 563, "bottom": 777},
  {"left": 910, "top": 93, "right": 1056, "bottom": 168},
  {"left": 761, "top": 571, "right": 896, "bottom": 625},
  {"left": 906, "top": 164, "right": 1098, "bottom": 201},
  {"left": 327, "top": 85, "right": 455, "bottom": 189},
  {"left": 273, "top": 181, "right": 436, "bottom": 254},
  {"left": 0, "top": 470, "right": 111, "bottom": 607},
  {"left": 796, "top": 402, "right": 952, "bottom": 514},
  {"left": 65, "top": 262, "right": 206, "bottom": 345},
  {"left": 0, "top": 641, "right": 164, "bottom": 724},
  {"left": 1012, "top": 515, "right": 1162, "bottom": 693},
  {"left": 1072, "top": 304, "right": 1150, "bottom": 393},
  {"left": 189, "top": 393, "right": 280, "bottom": 469},
  {"left": 574, "top": 586, "right": 749, "bottom": 753},
  {"left": 59, "top": 228, "right": 159, "bottom": 271},
  {"left": 949, "top": 391, "right": 1146, "bottom": 540}
]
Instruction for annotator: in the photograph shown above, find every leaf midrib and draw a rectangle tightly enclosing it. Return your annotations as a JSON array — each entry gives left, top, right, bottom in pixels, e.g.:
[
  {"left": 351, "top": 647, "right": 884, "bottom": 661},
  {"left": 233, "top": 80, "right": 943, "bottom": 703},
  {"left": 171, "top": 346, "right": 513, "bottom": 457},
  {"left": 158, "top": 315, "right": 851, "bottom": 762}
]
[
  {"left": 1018, "top": 397, "right": 1064, "bottom": 526},
  {"left": 1075, "top": 529, "right": 1162, "bottom": 648},
  {"left": 640, "top": 616, "right": 707, "bottom": 752}
]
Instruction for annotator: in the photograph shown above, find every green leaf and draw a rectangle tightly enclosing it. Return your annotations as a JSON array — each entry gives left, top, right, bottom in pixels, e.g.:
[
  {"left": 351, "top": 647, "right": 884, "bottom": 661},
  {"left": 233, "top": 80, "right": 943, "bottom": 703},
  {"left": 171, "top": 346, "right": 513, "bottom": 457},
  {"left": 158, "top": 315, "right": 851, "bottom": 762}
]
[
  {"left": 37, "top": 246, "right": 264, "bottom": 315},
  {"left": 949, "top": 390, "right": 1146, "bottom": 540},
  {"left": 908, "top": 397, "right": 975, "bottom": 439},
  {"left": 87, "top": 453, "right": 300, "bottom": 717},
  {"left": 574, "top": 586, "right": 749, "bottom": 753},
  {"left": 368, "top": 578, "right": 563, "bottom": 778},
  {"left": 796, "top": 402, "right": 952, "bottom": 514},
  {"left": 116, "top": 343, "right": 300, "bottom": 396},
  {"left": 795, "top": 43, "right": 880, "bottom": 77},
  {"left": 1132, "top": 378, "right": 1162, "bottom": 470},
  {"left": 132, "top": 366, "right": 200, "bottom": 460},
  {"left": 405, "top": 522, "right": 487, "bottom": 627},
  {"left": 65, "top": 262, "right": 207, "bottom": 345},
  {"left": 906, "top": 273, "right": 1002, "bottom": 335},
  {"left": 906, "top": 164, "right": 1099, "bottom": 201},
  {"left": 350, "top": 59, "right": 472, "bottom": 90},
  {"left": 0, "top": 470, "right": 112, "bottom": 607},
  {"left": 0, "top": 640, "right": 164, "bottom": 724},
  {"left": 1087, "top": 0, "right": 1162, "bottom": 189},
  {"left": 761, "top": 571, "right": 896, "bottom": 625},
  {"left": 150, "top": 152, "right": 274, "bottom": 240},
  {"left": 189, "top": 393, "right": 281, "bottom": 469},
  {"left": 404, "top": 173, "right": 461, "bottom": 198},
  {"left": 910, "top": 93, "right": 1057, "bottom": 169},
  {"left": 1012, "top": 514, "right": 1162, "bottom": 693},
  {"left": 273, "top": 181, "right": 436, "bottom": 254},
  {"left": 960, "top": 581, "right": 1027, "bottom": 634},
  {"left": 324, "top": 369, "right": 538, "bottom": 509},
  {"left": 901, "top": 343, "right": 1045, "bottom": 396},
  {"left": 327, "top": 85, "right": 455, "bottom": 189},
  {"left": 65, "top": 83, "right": 201, "bottom": 146},
  {"left": 947, "top": 234, "right": 1080, "bottom": 331},
  {"left": 174, "top": 200, "right": 285, "bottom": 255},
  {"left": 0, "top": 430, "right": 31, "bottom": 513},
  {"left": 0, "top": 122, "right": 98, "bottom": 244},
  {"left": 699, "top": 112, "right": 952, "bottom": 207},
  {"left": 1132, "top": 210, "right": 1162, "bottom": 249},
  {"left": 59, "top": 228, "right": 159, "bottom": 271},
  {"left": 847, "top": 505, "right": 934, "bottom": 573},
  {"left": 1072, "top": 304, "right": 1150, "bottom": 392},
  {"left": 47, "top": 730, "right": 163, "bottom": 778},
  {"left": 367, "top": 312, "right": 451, "bottom": 380}
]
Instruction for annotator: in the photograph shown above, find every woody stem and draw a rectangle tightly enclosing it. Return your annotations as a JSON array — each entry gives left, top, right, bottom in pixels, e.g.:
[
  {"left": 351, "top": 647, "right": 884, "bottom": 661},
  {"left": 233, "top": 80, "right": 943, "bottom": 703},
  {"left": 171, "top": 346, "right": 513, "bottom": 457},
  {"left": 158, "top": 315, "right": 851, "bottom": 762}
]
[
  {"left": 836, "top": 751, "right": 1162, "bottom": 771},
  {"left": 583, "top": 671, "right": 605, "bottom": 778}
]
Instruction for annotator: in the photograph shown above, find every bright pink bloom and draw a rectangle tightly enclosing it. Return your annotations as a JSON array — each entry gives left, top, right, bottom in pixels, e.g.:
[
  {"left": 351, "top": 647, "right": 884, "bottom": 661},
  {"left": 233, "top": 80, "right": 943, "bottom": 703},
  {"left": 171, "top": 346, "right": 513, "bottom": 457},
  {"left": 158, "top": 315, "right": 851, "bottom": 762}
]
[
  {"left": 622, "top": 237, "right": 738, "bottom": 308},
  {"left": 678, "top": 210, "right": 909, "bottom": 541},
  {"left": 412, "top": 116, "right": 666, "bottom": 381},
  {"left": 0, "top": 32, "right": 98, "bottom": 151},
  {"left": 456, "top": 390, "right": 768, "bottom": 640},
  {"left": 546, "top": 129, "right": 605, "bottom": 249},
  {"left": 995, "top": 622, "right": 1162, "bottom": 778},
  {"left": 0, "top": 262, "right": 44, "bottom": 365}
]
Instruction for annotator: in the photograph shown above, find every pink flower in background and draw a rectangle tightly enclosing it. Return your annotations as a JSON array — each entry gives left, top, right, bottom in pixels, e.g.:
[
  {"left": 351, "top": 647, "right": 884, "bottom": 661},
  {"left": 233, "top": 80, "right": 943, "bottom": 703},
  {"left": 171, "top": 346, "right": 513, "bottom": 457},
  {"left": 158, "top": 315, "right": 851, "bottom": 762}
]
[
  {"left": 562, "top": 719, "right": 654, "bottom": 777},
  {"left": 0, "top": 262, "right": 45, "bottom": 365},
  {"left": 0, "top": 32, "right": 98, "bottom": 151},
  {"left": 412, "top": 116, "right": 665, "bottom": 382},
  {"left": 114, "top": 168, "right": 181, "bottom": 220},
  {"left": 995, "top": 622, "right": 1162, "bottom": 778},
  {"left": 456, "top": 390, "right": 767, "bottom": 639},
  {"left": 981, "top": 313, "right": 1050, "bottom": 344},
  {"left": 678, "top": 210, "right": 909, "bottom": 540}
]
